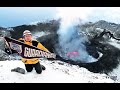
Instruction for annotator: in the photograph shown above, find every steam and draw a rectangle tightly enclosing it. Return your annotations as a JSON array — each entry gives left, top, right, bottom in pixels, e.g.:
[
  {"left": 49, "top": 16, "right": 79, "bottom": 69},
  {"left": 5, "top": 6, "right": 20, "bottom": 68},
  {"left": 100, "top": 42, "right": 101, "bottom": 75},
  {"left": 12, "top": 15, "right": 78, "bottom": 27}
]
[{"left": 56, "top": 7, "right": 97, "bottom": 63}]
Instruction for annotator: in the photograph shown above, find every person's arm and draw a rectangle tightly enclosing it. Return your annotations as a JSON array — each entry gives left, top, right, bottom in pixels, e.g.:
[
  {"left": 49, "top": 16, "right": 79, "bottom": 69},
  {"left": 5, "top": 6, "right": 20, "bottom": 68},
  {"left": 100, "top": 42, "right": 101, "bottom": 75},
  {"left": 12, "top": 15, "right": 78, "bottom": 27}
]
[{"left": 37, "top": 42, "right": 50, "bottom": 52}]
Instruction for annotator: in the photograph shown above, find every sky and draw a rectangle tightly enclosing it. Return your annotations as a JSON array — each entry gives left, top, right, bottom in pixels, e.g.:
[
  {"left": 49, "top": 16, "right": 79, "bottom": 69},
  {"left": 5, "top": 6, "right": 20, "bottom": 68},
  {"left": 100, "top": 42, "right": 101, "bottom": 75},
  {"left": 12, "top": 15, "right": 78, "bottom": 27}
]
[
  {"left": 1, "top": 7, "right": 120, "bottom": 27},
  {"left": 0, "top": 7, "right": 57, "bottom": 27}
]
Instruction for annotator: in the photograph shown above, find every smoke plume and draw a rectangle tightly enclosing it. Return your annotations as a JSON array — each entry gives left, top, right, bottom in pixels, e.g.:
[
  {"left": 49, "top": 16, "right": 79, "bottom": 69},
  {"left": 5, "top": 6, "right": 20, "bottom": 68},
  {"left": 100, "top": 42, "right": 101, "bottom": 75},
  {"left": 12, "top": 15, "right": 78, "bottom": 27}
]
[{"left": 56, "top": 8, "right": 97, "bottom": 63}]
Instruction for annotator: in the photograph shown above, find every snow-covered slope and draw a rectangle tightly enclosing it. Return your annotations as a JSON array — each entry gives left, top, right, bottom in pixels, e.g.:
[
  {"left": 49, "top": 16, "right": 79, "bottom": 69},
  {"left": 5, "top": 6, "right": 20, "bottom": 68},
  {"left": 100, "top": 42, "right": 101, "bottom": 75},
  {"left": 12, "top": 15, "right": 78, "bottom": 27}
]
[
  {"left": 108, "top": 38, "right": 120, "bottom": 49},
  {"left": 0, "top": 59, "right": 117, "bottom": 83}
]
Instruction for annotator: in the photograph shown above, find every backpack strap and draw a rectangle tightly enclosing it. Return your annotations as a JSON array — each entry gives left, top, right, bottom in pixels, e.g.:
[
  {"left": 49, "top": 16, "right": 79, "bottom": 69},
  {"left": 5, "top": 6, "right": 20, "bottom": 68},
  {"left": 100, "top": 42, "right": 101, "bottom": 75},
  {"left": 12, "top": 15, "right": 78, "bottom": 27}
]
[
  {"left": 32, "top": 40, "right": 39, "bottom": 47},
  {"left": 19, "top": 40, "right": 24, "bottom": 42}
]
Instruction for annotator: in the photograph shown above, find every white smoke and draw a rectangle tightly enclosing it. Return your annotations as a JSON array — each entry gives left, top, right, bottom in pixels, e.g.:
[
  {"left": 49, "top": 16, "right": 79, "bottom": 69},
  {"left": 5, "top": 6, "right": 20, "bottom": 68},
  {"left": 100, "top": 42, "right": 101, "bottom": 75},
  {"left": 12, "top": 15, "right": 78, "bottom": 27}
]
[
  {"left": 56, "top": 7, "right": 97, "bottom": 63},
  {"left": 55, "top": 7, "right": 120, "bottom": 24}
]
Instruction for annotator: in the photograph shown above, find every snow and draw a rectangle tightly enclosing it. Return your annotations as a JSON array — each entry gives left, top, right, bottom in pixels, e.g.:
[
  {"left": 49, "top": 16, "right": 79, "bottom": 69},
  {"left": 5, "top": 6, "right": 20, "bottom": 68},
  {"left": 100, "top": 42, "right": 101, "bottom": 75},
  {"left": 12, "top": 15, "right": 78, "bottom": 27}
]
[
  {"left": 32, "top": 31, "right": 50, "bottom": 40},
  {"left": 28, "top": 21, "right": 39, "bottom": 25},
  {"left": 96, "top": 28, "right": 104, "bottom": 32},
  {"left": 0, "top": 59, "right": 116, "bottom": 83},
  {"left": 108, "top": 39, "right": 120, "bottom": 50}
]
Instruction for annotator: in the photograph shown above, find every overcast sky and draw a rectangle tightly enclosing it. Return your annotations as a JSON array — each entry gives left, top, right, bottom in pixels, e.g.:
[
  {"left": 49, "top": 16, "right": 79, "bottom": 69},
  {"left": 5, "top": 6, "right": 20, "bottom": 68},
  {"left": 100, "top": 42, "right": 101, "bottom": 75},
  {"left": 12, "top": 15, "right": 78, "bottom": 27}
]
[{"left": 0, "top": 7, "right": 120, "bottom": 27}]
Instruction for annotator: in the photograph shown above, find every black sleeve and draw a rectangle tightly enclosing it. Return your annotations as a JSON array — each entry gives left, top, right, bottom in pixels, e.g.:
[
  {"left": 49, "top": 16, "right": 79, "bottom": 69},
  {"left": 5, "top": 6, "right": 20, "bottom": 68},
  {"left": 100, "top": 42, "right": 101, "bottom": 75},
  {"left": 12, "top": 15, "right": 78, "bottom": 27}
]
[{"left": 19, "top": 40, "right": 24, "bottom": 42}]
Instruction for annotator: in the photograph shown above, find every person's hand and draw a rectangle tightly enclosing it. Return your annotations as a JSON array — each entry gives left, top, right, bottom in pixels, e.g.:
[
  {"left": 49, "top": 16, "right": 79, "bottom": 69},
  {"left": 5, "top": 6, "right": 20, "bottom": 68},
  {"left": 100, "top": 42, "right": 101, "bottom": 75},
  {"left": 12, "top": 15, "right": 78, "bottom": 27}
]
[{"left": 5, "top": 48, "right": 11, "bottom": 55}]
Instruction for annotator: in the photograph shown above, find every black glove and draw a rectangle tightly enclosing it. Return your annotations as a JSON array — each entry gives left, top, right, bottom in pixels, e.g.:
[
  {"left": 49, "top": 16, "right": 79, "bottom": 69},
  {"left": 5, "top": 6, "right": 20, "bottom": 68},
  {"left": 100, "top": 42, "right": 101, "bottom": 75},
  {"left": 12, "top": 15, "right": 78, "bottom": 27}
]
[
  {"left": 5, "top": 48, "right": 17, "bottom": 55},
  {"left": 5, "top": 48, "right": 11, "bottom": 55}
]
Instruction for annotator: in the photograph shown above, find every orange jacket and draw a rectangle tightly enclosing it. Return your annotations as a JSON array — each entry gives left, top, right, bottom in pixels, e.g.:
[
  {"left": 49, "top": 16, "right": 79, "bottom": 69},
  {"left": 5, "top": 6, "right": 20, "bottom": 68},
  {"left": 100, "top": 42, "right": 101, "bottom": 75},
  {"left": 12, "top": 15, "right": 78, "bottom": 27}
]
[{"left": 18, "top": 38, "right": 49, "bottom": 64}]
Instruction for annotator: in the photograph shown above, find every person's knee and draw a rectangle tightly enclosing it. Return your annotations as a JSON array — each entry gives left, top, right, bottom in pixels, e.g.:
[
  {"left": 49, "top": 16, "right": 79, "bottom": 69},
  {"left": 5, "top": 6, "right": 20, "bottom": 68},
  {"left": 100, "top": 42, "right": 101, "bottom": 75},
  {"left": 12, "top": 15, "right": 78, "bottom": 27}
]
[
  {"left": 26, "top": 69, "right": 32, "bottom": 72},
  {"left": 36, "top": 70, "right": 42, "bottom": 74},
  {"left": 25, "top": 64, "right": 33, "bottom": 72},
  {"left": 26, "top": 67, "right": 33, "bottom": 72}
]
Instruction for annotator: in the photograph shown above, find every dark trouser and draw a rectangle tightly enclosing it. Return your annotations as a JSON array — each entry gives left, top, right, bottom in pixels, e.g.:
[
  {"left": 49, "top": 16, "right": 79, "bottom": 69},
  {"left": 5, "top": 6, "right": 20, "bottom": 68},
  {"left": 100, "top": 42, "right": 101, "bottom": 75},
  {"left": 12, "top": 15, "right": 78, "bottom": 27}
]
[{"left": 25, "top": 62, "right": 42, "bottom": 74}]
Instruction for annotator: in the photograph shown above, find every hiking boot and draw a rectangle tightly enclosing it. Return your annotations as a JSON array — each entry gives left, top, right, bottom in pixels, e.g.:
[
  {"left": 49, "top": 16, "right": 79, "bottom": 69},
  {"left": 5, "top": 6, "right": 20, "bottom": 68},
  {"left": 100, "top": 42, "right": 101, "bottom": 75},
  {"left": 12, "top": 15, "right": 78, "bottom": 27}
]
[
  {"left": 41, "top": 65, "right": 46, "bottom": 70},
  {"left": 11, "top": 67, "right": 25, "bottom": 74}
]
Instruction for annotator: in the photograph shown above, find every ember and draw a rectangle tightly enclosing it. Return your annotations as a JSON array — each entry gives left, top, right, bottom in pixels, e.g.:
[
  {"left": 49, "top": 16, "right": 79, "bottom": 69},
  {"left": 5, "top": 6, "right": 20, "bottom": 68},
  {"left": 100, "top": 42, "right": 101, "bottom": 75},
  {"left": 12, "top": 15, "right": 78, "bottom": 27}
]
[{"left": 67, "top": 51, "right": 79, "bottom": 57}]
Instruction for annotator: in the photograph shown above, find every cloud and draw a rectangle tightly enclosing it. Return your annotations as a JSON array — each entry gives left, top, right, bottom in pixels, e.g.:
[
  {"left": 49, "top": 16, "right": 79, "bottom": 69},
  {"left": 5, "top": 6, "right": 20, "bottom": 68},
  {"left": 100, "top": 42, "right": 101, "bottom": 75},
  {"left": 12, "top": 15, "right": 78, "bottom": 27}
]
[{"left": 56, "top": 7, "right": 120, "bottom": 24}]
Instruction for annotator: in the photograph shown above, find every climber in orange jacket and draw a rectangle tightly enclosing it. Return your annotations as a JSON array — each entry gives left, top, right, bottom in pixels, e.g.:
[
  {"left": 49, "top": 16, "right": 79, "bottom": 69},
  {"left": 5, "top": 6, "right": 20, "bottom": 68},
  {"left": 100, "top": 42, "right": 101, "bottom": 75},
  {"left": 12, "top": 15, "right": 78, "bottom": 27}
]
[{"left": 18, "top": 30, "right": 50, "bottom": 74}]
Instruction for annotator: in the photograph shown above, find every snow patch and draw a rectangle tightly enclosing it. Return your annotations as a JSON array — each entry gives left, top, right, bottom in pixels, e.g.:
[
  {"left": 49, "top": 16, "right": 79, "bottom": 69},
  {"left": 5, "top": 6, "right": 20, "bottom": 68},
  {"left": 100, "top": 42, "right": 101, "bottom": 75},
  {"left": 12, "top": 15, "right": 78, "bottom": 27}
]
[
  {"left": 108, "top": 39, "right": 120, "bottom": 49},
  {"left": 0, "top": 60, "right": 116, "bottom": 83},
  {"left": 32, "top": 31, "right": 50, "bottom": 40}
]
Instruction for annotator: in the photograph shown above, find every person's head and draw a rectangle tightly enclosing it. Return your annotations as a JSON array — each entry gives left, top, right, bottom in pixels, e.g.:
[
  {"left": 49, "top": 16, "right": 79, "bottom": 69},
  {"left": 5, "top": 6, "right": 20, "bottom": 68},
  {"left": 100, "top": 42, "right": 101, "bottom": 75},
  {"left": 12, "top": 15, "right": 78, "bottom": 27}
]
[{"left": 23, "top": 30, "right": 32, "bottom": 42}]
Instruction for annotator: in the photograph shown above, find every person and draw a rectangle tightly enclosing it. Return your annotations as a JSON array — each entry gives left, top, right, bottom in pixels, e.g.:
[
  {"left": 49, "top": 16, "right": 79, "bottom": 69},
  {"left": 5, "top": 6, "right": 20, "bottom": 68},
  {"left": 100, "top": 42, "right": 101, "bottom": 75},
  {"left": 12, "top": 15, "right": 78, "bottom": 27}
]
[{"left": 18, "top": 30, "right": 50, "bottom": 74}]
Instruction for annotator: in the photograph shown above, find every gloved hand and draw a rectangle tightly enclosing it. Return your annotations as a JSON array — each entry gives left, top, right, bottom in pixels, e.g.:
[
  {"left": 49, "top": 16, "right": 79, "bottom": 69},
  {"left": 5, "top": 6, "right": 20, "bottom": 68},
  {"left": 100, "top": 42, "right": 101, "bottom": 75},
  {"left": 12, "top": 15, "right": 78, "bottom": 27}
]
[
  {"left": 5, "top": 48, "right": 18, "bottom": 55},
  {"left": 5, "top": 48, "right": 11, "bottom": 55}
]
